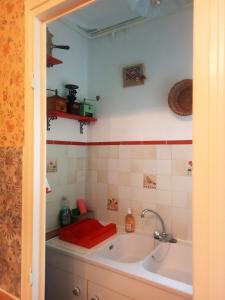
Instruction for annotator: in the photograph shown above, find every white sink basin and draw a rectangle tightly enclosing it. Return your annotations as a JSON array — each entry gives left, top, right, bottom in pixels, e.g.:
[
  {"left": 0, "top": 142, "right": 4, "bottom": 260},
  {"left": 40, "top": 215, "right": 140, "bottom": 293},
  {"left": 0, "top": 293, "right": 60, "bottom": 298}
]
[
  {"left": 142, "top": 241, "right": 192, "bottom": 285},
  {"left": 95, "top": 233, "right": 154, "bottom": 263}
]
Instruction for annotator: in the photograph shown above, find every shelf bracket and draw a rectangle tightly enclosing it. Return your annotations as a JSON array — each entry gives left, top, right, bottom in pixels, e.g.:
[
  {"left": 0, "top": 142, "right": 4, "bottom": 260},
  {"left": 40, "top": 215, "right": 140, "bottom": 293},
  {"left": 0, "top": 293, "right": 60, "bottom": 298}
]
[
  {"left": 79, "top": 121, "right": 89, "bottom": 134},
  {"left": 47, "top": 116, "right": 58, "bottom": 131}
]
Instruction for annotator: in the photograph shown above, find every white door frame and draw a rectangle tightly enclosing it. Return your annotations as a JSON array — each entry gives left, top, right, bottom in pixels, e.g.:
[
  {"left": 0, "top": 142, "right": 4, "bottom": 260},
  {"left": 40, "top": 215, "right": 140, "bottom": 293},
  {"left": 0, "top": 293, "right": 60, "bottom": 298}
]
[{"left": 22, "top": 0, "right": 225, "bottom": 299}]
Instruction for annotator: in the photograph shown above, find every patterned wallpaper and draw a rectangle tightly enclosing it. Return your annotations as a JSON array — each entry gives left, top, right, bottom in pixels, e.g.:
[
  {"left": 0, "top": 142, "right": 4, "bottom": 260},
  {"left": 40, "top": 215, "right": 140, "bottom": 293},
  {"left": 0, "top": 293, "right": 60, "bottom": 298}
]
[
  {"left": 0, "top": 0, "right": 24, "bottom": 298},
  {"left": 0, "top": 0, "right": 24, "bottom": 147},
  {"left": 0, "top": 148, "right": 22, "bottom": 297}
]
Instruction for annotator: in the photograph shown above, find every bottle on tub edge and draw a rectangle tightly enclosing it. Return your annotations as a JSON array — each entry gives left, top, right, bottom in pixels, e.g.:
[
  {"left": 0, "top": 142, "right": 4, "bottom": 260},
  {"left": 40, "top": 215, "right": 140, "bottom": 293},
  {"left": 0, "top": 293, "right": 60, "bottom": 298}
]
[{"left": 125, "top": 208, "right": 135, "bottom": 233}]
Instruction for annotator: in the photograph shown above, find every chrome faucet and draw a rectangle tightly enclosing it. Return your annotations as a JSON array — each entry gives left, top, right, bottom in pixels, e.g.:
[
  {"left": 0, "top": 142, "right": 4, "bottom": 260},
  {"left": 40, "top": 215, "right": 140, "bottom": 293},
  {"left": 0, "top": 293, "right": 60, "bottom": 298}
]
[{"left": 141, "top": 209, "right": 177, "bottom": 243}]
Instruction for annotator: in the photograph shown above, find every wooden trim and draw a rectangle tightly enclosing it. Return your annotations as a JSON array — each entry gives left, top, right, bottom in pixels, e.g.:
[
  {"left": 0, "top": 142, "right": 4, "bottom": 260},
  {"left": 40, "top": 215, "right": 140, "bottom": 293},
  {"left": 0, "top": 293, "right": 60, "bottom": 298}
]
[
  {"left": 193, "top": 0, "right": 225, "bottom": 299},
  {"left": 32, "top": 0, "right": 95, "bottom": 23},
  {"left": 38, "top": 20, "right": 47, "bottom": 300},
  {"left": 21, "top": 4, "right": 34, "bottom": 300}
]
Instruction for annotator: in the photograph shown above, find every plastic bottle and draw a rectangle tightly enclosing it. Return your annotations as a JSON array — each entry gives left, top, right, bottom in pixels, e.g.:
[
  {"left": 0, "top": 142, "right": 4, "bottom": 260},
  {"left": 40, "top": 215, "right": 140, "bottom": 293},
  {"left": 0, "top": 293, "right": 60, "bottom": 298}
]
[
  {"left": 125, "top": 208, "right": 135, "bottom": 233},
  {"left": 59, "top": 196, "right": 71, "bottom": 227}
]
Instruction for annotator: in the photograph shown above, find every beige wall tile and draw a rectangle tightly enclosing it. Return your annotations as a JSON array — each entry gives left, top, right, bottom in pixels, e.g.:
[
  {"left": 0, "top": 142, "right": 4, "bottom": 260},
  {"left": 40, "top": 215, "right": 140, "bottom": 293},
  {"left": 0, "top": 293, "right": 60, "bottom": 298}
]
[
  {"left": 171, "top": 207, "right": 191, "bottom": 240},
  {"left": 172, "top": 160, "right": 188, "bottom": 176},
  {"left": 143, "top": 160, "right": 157, "bottom": 173},
  {"left": 88, "top": 146, "right": 99, "bottom": 158},
  {"left": 119, "top": 159, "right": 131, "bottom": 172},
  {"left": 118, "top": 172, "right": 131, "bottom": 186},
  {"left": 77, "top": 158, "right": 87, "bottom": 170},
  {"left": 108, "top": 158, "right": 119, "bottom": 171},
  {"left": 130, "top": 173, "right": 143, "bottom": 188},
  {"left": 118, "top": 186, "right": 131, "bottom": 199},
  {"left": 47, "top": 144, "right": 67, "bottom": 158},
  {"left": 118, "top": 198, "right": 131, "bottom": 213},
  {"left": 156, "top": 190, "right": 172, "bottom": 206},
  {"left": 131, "top": 145, "right": 156, "bottom": 159},
  {"left": 97, "top": 158, "right": 107, "bottom": 171},
  {"left": 156, "top": 145, "right": 172, "bottom": 160},
  {"left": 107, "top": 184, "right": 119, "bottom": 198},
  {"left": 67, "top": 169, "right": 77, "bottom": 184},
  {"left": 86, "top": 170, "right": 97, "bottom": 185},
  {"left": 172, "top": 191, "right": 190, "bottom": 208},
  {"left": 130, "top": 187, "right": 144, "bottom": 202},
  {"left": 77, "top": 170, "right": 86, "bottom": 183},
  {"left": 156, "top": 160, "right": 171, "bottom": 175},
  {"left": 131, "top": 159, "right": 144, "bottom": 172},
  {"left": 172, "top": 176, "right": 192, "bottom": 192},
  {"left": 119, "top": 145, "right": 131, "bottom": 158},
  {"left": 97, "top": 170, "right": 108, "bottom": 184},
  {"left": 107, "top": 171, "right": 119, "bottom": 184},
  {"left": 157, "top": 175, "right": 171, "bottom": 191},
  {"left": 87, "top": 158, "right": 97, "bottom": 170},
  {"left": 96, "top": 183, "right": 108, "bottom": 199},
  {"left": 142, "top": 189, "right": 157, "bottom": 203},
  {"left": 108, "top": 146, "right": 119, "bottom": 159},
  {"left": 171, "top": 145, "right": 192, "bottom": 161},
  {"left": 67, "top": 145, "right": 87, "bottom": 158},
  {"left": 98, "top": 146, "right": 108, "bottom": 158}
]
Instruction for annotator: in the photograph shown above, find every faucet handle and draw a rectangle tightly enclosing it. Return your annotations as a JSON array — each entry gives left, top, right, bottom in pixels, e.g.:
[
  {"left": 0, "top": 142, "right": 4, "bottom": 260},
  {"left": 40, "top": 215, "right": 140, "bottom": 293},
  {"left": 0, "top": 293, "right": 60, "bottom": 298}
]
[{"left": 153, "top": 231, "right": 161, "bottom": 239}]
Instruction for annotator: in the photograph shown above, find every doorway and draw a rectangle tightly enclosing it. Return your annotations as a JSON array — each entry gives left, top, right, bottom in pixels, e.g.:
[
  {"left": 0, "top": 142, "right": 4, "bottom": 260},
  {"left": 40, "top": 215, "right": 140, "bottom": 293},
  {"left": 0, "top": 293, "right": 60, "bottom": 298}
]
[{"left": 23, "top": 0, "right": 225, "bottom": 299}]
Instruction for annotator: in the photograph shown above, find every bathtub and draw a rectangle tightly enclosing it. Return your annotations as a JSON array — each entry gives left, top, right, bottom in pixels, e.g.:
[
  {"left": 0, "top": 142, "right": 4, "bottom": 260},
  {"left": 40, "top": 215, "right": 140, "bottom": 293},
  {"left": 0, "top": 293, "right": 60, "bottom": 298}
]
[
  {"left": 143, "top": 241, "right": 192, "bottom": 285},
  {"left": 46, "top": 231, "right": 192, "bottom": 300}
]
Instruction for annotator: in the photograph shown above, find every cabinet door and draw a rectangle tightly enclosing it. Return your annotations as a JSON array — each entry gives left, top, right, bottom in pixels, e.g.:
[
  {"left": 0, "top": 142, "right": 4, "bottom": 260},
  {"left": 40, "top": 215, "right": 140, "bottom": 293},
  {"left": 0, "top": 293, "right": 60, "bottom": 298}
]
[
  {"left": 88, "top": 281, "right": 132, "bottom": 300},
  {"left": 45, "top": 264, "right": 87, "bottom": 300}
]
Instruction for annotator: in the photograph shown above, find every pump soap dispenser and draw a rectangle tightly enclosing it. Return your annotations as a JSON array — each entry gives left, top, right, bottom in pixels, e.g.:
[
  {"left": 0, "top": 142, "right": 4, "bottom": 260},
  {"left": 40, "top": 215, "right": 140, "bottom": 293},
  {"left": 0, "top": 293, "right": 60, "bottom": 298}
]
[{"left": 125, "top": 208, "right": 135, "bottom": 233}]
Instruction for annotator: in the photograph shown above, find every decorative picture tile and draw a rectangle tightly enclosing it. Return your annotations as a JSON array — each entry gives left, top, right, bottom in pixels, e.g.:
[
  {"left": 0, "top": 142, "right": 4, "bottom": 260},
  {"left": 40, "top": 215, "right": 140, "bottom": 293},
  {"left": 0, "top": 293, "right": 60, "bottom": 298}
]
[
  {"left": 47, "top": 159, "right": 58, "bottom": 172},
  {"left": 187, "top": 160, "right": 192, "bottom": 176},
  {"left": 107, "top": 198, "right": 118, "bottom": 211},
  {"left": 143, "top": 174, "right": 157, "bottom": 189}
]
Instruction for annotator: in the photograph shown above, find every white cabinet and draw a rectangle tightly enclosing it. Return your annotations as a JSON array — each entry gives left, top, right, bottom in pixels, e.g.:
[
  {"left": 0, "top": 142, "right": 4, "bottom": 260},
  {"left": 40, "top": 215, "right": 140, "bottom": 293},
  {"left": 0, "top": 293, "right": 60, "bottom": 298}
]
[
  {"left": 45, "top": 264, "right": 87, "bottom": 300},
  {"left": 45, "top": 245, "right": 190, "bottom": 300},
  {"left": 88, "top": 281, "right": 131, "bottom": 300}
]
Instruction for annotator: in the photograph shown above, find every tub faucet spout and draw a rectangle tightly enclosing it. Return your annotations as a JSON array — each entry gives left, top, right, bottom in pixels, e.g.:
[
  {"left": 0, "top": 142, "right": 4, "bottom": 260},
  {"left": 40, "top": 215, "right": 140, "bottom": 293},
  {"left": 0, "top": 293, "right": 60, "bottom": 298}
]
[{"left": 141, "top": 209, "right": 177, "bottom": 243}]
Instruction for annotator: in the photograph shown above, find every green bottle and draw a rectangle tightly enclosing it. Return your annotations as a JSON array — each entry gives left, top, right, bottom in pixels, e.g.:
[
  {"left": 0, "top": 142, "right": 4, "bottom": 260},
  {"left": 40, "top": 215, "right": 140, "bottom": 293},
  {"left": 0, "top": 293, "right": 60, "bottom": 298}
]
[{"left": 59, "top": 196, "right": 71, "bottom": 227}]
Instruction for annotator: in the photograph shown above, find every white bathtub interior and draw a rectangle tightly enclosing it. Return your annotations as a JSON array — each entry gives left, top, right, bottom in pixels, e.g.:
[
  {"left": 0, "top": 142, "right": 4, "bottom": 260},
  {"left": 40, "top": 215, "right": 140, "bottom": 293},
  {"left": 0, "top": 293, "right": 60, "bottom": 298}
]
[{"left": 142, "top": 241, "right": 192, "bottom": 285}]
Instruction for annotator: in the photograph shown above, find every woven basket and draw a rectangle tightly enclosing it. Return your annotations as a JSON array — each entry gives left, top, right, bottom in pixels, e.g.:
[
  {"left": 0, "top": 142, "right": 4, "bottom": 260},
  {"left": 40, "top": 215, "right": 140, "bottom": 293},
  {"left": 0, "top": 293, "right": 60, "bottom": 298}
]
[{"left": 168, "top": 79, "right": 193, "bottom": 116}]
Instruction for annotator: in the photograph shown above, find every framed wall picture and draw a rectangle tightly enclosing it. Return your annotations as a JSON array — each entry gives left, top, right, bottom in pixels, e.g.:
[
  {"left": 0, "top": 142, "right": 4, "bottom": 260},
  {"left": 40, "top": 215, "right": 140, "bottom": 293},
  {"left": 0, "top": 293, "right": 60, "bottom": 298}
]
[{"left": 123, "top": 63, "right": 146, "bottom": 87}]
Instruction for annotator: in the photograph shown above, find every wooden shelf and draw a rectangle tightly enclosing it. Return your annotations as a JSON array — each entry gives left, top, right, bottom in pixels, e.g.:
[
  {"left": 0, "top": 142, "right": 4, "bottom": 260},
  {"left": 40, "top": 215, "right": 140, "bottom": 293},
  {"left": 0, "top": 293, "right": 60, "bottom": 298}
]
[
  {"left": 47, "top": 111, "right": 97, "bottom": 134},
  {"left": 47, "top": 55, "right": 63, "bottom": 67}
]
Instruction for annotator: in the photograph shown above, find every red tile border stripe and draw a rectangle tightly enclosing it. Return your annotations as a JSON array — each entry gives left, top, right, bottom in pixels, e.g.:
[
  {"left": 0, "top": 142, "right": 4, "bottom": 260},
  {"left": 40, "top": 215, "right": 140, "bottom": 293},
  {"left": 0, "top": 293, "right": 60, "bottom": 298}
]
[
  {"left": 47, "top": 140, "right": 87, "bottom": 146},
  {"left": 47, "top": 140, "right": 192, "bottom": 145},
  {"left": 167, "top": 140, "right": 192, "bottom": 145}
]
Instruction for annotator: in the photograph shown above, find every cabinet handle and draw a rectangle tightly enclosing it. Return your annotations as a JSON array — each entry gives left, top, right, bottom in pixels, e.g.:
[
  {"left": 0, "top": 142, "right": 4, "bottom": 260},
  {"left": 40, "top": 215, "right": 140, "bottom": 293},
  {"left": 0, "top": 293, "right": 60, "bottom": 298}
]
[
  {"left": 72, "top": 287, "right": 80, "bottom": 296},
  {"left": 91, "top": 296, "right": 99, "bottom": 300}
]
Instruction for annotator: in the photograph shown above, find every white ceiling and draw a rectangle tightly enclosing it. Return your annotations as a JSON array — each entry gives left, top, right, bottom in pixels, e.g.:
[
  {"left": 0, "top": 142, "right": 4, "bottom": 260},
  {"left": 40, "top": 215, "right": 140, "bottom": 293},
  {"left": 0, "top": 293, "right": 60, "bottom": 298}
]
[{"left": 60, "top": 0, "right": 193, "bottom": 38}]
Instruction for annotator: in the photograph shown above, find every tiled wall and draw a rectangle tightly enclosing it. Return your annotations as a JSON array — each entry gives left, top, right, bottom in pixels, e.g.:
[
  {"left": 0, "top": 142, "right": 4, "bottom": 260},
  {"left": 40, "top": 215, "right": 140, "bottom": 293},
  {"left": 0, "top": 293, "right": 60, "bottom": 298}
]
[
  {"left": 46, "top": 144, "right": 87, "bottom": 231},
  {"left": 46, "top": 143, "right": 192, "bottom": 240},
  {"left": 86, "top": 144, "right": 192, "bottom": 240}
]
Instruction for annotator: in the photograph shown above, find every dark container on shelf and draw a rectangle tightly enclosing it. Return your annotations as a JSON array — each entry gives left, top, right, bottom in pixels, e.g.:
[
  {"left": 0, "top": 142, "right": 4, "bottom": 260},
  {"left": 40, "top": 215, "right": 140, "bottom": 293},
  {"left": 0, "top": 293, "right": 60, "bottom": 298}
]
[{"left": 67, "top": 101, "right": 80, "bottom": 115}]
